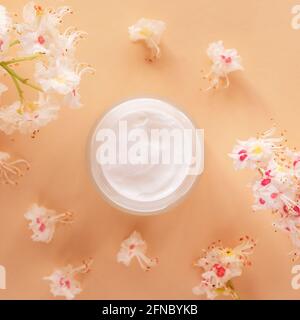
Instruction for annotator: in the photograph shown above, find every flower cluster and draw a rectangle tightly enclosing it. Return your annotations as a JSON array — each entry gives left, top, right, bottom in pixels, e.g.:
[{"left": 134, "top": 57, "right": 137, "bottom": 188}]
[
  {"left": 129, "top": 18, "right": 166, "bottom": 61},
  {"left": 117, "top": 231, "right": 158, "bottom": 271},
  {"left": 193, "top": 237, "right": 255, "bottom": 300},
  {"left": 44, "top": 259, "right": 93, "bottom": 300},
  {"left": 229, "top": 128, "right": 300, "bottom": 260},
  {"left": 202, "top": 40, "right": 243, "bottom": 91},
  {"left": 24, "top": 203, "right": 73, "bottom": 243},
  {"left": 0, "top": 2, "right": 92, "bottom": 136}
]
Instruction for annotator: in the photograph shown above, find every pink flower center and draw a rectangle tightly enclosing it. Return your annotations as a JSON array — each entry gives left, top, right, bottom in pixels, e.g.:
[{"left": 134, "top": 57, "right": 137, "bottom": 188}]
[
  {"left": 37, "top": 35, "right": 45, "bottom": 45},
  {"left": 213, "top": 264, "right": 226, "bottom": 278},
  {"left": 294, "top": 160, "right": 300, "bottom": 167},
  {"left": 36, "top": 218, "right": 46, "bottom": 232},
  {"left": 221, "top": 55, "right": 232, "bottom": 64},
  {"left": 261, "top": 178, "right": 271, "bottom": 186},
  {"left": 294, "top": 206, "right": 300, "bottom": 216},
  {"left": 129, "top": 244, "right": 135, "bottom": 250},
  {"left": 0, "top": 39, "right": 3, "bottom": 50},
  {"left": 259, "top": 198, "right": 266, "bottom": 205},
  {"left": 39, "top": 223, "right": 46, "bottom": 232},
  {"left": 238, "top": 150, "right": 248, "bottom": 161},
  {"left": 271, "top": 193, "right": 278, "bottom": 199},
  {"left": 59, "top": 277, "right": 71, "bottom": 289}
]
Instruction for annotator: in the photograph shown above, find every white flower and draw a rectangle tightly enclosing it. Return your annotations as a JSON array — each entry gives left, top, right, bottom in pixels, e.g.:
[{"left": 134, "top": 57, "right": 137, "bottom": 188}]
[
  {"left": 16, "top": 2, "right": 72, "bottom": 56},
  {"left": 0, "top": 151, "right": 30, "bottom": 185},
  {"left": 0, "top": 5, "right": 11, "bottom": 54},
  {"left": 229, "top": 128, "right": 283, "bottom": 170},
  {"left": 0, "top": 94, "right": 59, "bottom": 135},
  {"left": 202, "top": 41, "right": 243, "bottom": 90},
  {"left": 252, "top": 158, "right": 296, "bottom": 212},
  {"left": 24, "top": 203, "right": 73, "bottom": 243},
  {"left": 55, "top": 28, "right": 87, "bottom": 59},
  {"left": 193, "top": 237, "right": 255, "bottom": 300},
  {"left": 64, "top": 88, "right": 82, "bottom": 108},
  {"left": 117, "top": 231, "right": 158, "bottom": 271},
  {"left": 35, "top": 59, "right": 93, "bottom": 103},
  {"left": 129, "top": 18, "right": 166, "bottom": 60},
  {"left": 44, "top": 259, "right": 92, "bottom": 300}
]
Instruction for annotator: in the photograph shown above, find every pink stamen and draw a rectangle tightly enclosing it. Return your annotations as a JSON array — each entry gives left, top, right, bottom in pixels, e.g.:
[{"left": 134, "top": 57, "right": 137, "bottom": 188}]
[{"left": 265, "top": 170, "right": 272, "bottom": 177}]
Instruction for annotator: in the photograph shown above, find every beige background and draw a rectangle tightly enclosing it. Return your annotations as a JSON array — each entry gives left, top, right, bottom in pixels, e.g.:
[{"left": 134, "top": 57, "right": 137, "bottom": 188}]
[{"left": 0, "top": 0, "right": 300, "bottom": 299}]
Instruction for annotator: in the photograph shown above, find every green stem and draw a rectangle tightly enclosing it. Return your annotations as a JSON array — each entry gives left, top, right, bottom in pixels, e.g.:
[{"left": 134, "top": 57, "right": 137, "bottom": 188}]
[
  {"left": 3, "top": 53, "right": 43, "bottom": 65},
  {"left": 0, "top": 62, "right": 43, "bottom": 102},
  {"left": 9, "top": 39, "right": 20, "bottom": 48},
  {"left": 0, "top": 62, "right": 43, "bottom": 92},
  {"left": 0, "top": 62, "right": 24, "bottom": 101},
  {"left": 11, "top": 74, "right": 24, "bottom": 102}
]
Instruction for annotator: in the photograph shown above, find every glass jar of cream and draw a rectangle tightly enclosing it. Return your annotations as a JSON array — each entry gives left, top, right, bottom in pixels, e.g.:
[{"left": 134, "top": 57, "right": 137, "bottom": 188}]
[{"left": 89, "top": 98, "right": 204, "bottom": 215}]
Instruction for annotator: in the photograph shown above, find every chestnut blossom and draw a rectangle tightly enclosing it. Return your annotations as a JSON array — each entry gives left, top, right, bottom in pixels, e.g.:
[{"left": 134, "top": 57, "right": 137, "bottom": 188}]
[
  {"left": 129, "top": 18, "right": 166, "bottom": 61},
  {"left": 117, "top": 231, "right": 158, "bottom": 271},
  {"left": 0, "top": 151, "right": 29, "bottom": 185},
  {"left": 202, "top": 41, "right": 243, "bottom": 91},
  {"left": 252, "top": 157, "right": 296, "bottom": 211},
  {"left": 24, "top": 203, "right": 73, "bottom": 243},
  {"left": 193, "top": 237, "right": 256, "bottom": 300},
  {"left": 35, "top": 59, "right": 93, "bottom": 108},
  {"left": 229, "top": 128, "right": 283, "bottom": 170},
  {"left": 0, "top": 2, "right": 91, "bottom": 135},
  {"left": 44, "top": 259, "right": 93, "bottom": 300},
  {"left": 16, "top": 2, "right": 72, "bottom": 56},
  {"left": 230, "top": 128, "right": 300, "bottom": 260},
  {"left": 0, "top": 94, "right": 59, "bottom": 135}
]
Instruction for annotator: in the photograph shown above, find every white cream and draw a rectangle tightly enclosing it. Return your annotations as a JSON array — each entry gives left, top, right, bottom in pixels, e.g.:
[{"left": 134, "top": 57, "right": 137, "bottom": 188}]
[{"left": 90, "top": 98, "right": 202, "bottom": 214}]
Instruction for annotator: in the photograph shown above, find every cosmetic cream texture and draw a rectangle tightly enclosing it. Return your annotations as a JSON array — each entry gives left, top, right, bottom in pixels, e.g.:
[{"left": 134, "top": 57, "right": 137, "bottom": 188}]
[{"left": 96, "top": 99, "right": 195, "bottom": 203}]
